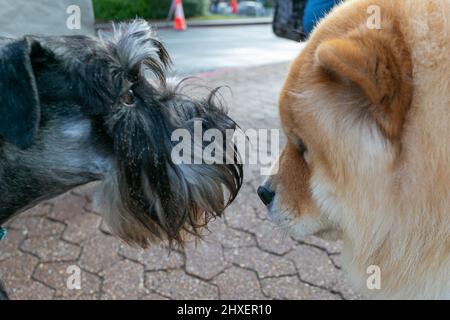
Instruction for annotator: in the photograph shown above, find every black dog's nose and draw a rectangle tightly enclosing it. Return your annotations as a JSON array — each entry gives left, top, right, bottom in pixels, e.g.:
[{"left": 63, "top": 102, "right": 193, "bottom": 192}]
[{"left": 257, "top": 186, "right": 275, "bottom": 206}]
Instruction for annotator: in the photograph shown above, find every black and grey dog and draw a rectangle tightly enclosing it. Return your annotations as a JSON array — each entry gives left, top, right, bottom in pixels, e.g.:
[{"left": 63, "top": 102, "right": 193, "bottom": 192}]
[{"left": 0, "top": 21, "right": 243, "bottom": 297}]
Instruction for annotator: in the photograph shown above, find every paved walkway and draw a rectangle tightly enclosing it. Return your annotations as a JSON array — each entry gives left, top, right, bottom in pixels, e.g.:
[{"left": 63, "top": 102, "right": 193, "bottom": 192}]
[{"left": 0, "top": 63, "right": 359, "bottom": 300}]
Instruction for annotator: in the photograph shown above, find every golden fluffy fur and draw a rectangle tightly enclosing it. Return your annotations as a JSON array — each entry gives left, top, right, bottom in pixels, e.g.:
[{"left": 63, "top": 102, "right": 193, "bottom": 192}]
[{"left": 265, "top": 0, "right": 450, "bottom": 299}]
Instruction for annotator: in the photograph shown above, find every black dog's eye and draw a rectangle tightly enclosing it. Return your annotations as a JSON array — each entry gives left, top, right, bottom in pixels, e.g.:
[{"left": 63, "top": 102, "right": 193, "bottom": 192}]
[
  {"left": 121, "top": 89, "right": 135, "bottom": 106},
  {"left": 128, "top": 73, "right": 139, "bottom": 83}
]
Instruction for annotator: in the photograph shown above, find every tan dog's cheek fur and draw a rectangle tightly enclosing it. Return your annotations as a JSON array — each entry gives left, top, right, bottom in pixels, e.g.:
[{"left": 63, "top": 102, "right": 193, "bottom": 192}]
[
  {"left": 275, "top": 143, "right": 314, "bottom": 215},
  {"left": 265, "top": 143, "right": 333, "bottom": 238}
]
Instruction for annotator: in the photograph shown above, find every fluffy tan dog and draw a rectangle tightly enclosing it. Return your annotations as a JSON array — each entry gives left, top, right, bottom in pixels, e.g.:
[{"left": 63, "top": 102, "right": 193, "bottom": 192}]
[{"left": 259, "top": 0, "right": 450, "bottom": 299}]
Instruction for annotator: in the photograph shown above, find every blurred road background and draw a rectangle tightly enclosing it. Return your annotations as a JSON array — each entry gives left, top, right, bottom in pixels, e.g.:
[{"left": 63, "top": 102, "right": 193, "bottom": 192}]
[{"left": 157, "top": 25, "right": 301, "bottom": 75}]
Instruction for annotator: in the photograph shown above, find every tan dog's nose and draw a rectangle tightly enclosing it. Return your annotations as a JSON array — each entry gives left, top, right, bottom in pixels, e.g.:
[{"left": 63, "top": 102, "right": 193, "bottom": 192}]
[{"left": 257, "top": 185, "right": 275, "bottom": 206}]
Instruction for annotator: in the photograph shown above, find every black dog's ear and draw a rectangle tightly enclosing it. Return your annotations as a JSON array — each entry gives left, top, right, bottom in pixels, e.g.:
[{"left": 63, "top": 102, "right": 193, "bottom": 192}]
[{"left": 0, "top": 38, "right": 42, "bottom": 149}]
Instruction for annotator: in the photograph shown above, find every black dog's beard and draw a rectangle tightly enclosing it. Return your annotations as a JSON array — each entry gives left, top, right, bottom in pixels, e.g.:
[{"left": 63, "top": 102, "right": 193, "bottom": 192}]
[{"left": 95, "top": 87, "right": 243, "bottom": 248}]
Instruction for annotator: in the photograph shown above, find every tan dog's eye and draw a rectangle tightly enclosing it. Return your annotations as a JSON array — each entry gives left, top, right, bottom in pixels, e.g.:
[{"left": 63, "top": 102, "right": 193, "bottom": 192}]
[
  {"left": 298, "top": 140, "right": 307, "bottom": 155},
  {"left": 295, "top": 137, "right": 308, "bottom": 156},
  {"left": 295, "top": 137, "right": 311, "bottom": 165}
]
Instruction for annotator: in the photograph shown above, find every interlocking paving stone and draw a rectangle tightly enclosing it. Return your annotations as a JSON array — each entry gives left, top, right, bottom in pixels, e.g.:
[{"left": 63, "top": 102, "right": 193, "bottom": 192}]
[
  {"left": 242, "top": 190, "right": 269, "bottom": 221},
  {"left": 251, "top": 221, "right": 297, "bottom": 255},
  {"left": 21, "top": 237, "right": 81, "bottom": 262},
  {"left": 213, "top": 266, "right": 265, "bottom": 300},
  {"left": 285, "top": 246, "right": 359, "bottom": 299},
  {"left": 101, "top": 259, "right": 145, "bottom": 300},
  {"left": 48, "top": 192, "right": 87, "bottom": 222},
  {"left": 261, "top": 276, "right": 341, "bottom": 300},
  {"left": 62, "top": 212, "right": 102, "bottom": 244},
  {"left": 8, "top": 217, "right": 65, "bottom": 238},
  {"left": 70, "top": 183, "right": 96, "bottom": 199},
  {"left": 208, "top": 219, "right": 256, "bottom": 249},
  {"left": 145, "top": 270, "right": 218, "bottom": 299},
  {"left": 78, "top": 234, "right": 122, "bottom": 273},
  {"left": 18, "top": 203, "right": 52, "bottom": 217},
  {"left": 54, "top": 293, "right": 99, "bottom": 300},
  {"left": 0, "top": 251, "right": 39, "bottom": 285},
  {"left": 224, "top": 196, "right": 261, "bottom": 232},
  {"left": 185, "top": 241, "right": 228, "bottom": 280},
  {"left": 78, "top": 183, "right": 102, "bottom": 214},
  {"left": 0, "top": 229, "right": 26, "bottom": 262},
  {"left": 329, "top": 253, "right": 343, "bottom": 269},
  {"left": 119, "top": 244, "right": 184, "bottom": 271},
  {"left": 140, "top": 292, "right": 169, "bottom": 300},
  {"left": 0, "top": 252, "right": 54, "bottom": 299},
  {"left": 293, "top": 234, "right": 343, "bottom": 255},
  {"left": 330, "top": 269, "right": 361, "bottom": 300},
  {"left": 7, "top": 279, "right": 54, "bottom": 300},
  {"left": 286, "top": 246, "right": 340, "bottom": 289},
  {"left": 99, "top": 219, "right": 113, "bottom": 235},
  {"left": 225, "top": 246, "right": 296, "bottom": 278}
]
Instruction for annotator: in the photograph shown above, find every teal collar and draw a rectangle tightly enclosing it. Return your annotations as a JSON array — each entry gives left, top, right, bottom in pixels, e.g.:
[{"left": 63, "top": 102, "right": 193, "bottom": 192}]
[{"left": 0, "top": 226, "right": 7, "bottom": 241}]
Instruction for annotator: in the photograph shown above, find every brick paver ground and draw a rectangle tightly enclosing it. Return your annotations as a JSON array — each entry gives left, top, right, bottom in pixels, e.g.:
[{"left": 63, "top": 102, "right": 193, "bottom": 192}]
[{"left": 0, "top": 62, "right": 359, "bottom": 300}]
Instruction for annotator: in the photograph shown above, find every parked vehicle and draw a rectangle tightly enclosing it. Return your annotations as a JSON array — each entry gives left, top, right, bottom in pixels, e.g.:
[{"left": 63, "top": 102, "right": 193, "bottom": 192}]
[
  {"left": 237, "top": 1, "right": 265, "bottom": 17},
  {"left": 210, "top": 1, "right": 232, "bottom": 15}
]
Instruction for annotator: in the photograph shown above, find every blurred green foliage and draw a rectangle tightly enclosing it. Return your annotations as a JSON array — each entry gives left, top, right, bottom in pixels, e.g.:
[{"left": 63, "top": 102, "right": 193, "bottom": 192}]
[{"left": 93, "top": 0, "right": 208, "bottom": 21}]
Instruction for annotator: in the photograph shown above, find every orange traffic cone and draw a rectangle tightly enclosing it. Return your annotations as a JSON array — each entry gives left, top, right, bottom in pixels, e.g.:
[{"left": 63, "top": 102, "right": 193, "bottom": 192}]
[
  {"left": 231, "top": 0, "right": 238, "bottom": 14},
  {"left": 174, "top": 0, "right": 187, "bottom": 31}
]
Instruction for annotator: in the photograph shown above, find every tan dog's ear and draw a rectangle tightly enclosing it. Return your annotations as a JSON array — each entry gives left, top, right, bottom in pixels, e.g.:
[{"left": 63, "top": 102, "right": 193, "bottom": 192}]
[{"left": 315, "top": 30, "right": 413, "bottom": 140}]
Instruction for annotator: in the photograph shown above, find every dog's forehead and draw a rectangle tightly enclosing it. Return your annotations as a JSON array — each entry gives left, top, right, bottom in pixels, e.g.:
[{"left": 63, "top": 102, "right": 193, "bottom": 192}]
[
  {"left": 99, "top": 21, "right": 171, "bottom": 77},
  {"left": 279, "top": 44, "right": 334, "bottom": 137},
  {"left": 279, "top": 81, "right": 311, "bottom": 139}
]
